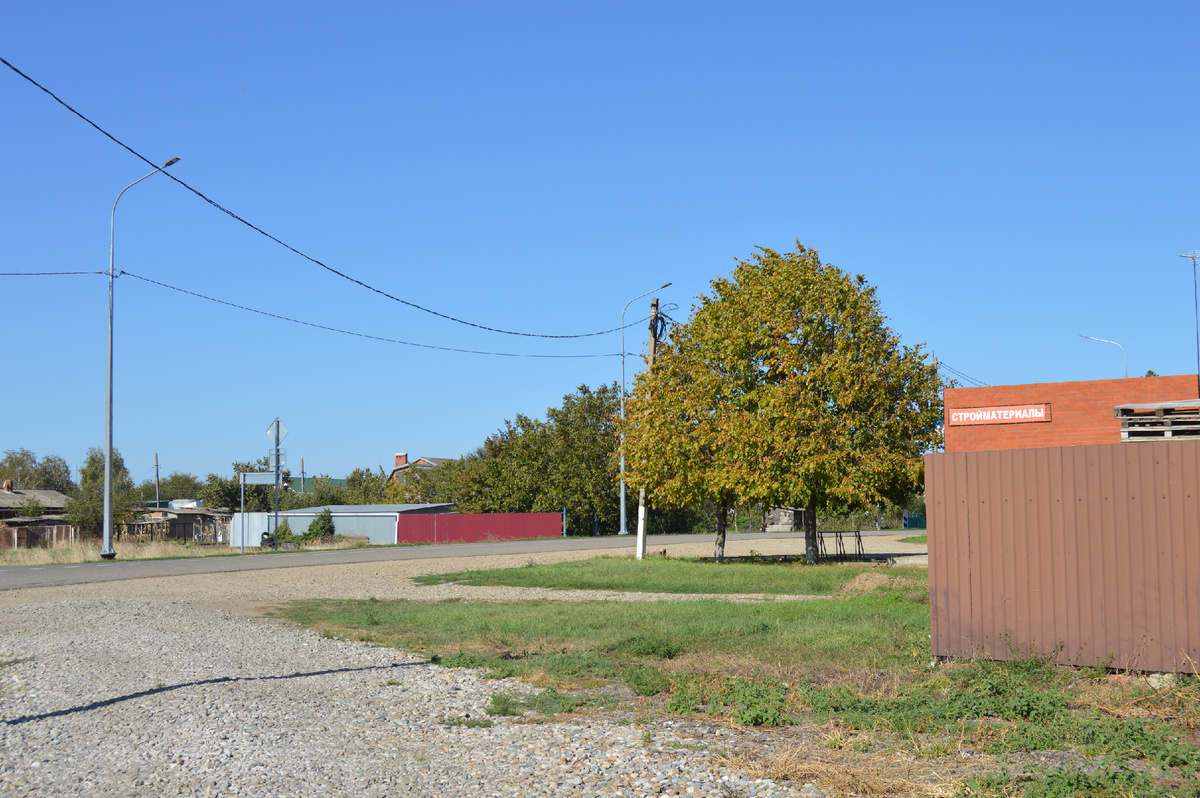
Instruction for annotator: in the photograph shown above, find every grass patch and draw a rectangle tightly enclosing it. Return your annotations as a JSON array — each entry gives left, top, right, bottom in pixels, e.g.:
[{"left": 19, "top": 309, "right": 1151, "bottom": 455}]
[
  {"left": 277, "top": 557, "right": 1200, "bottom": 795},
  {"left": 413, "top": 555, "right": 926, "bottom": 596},
  {"left": 898, "top": 534, "right": 927, "bottom": 545},
  {"left": 443, "top": 717, "right": 494, "bottom": 728},
  {"left": 486, "top": 688, "right": 580, "bottom": 717},
  {"left": 278, "top": 589, "right": 930, "bottom": 682}
]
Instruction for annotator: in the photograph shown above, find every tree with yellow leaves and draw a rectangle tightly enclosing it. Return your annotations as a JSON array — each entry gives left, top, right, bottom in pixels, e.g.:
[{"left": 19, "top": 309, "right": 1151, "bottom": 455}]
[{"left": 622, "top": 242, "right": 942, "bottom": 562}]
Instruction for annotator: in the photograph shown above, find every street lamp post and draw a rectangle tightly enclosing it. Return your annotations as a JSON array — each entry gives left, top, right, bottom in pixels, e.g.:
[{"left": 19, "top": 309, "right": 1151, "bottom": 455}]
[
  {"left": 618, "top": 283, "right": 671, "bottom": 536},
  {"left": 102, "top": 158, "right": 179, "bottom": 560},
  {"left": 1182, "top": 252, "right": 1200, "bottom": 398},
  {"left": 1078, "top": 335, "right": 1127, "bottom": 379}
]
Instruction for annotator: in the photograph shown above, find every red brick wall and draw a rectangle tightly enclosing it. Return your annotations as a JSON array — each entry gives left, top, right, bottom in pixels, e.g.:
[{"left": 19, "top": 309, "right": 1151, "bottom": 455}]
[{"left": 944, "top": 375, "right": 1198, "bottom": 453}]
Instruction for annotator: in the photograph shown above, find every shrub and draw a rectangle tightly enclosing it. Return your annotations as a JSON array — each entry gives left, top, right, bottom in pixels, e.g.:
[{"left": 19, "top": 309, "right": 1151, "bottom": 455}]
[{"left": 307, "top": 508, "right": 335, "bottom": 541}]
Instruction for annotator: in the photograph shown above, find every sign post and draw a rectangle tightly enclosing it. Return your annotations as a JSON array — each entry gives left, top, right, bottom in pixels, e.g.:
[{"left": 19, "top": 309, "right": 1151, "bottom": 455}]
[{"left": 266, "top": 418, "right": 288, "bottom": 549}]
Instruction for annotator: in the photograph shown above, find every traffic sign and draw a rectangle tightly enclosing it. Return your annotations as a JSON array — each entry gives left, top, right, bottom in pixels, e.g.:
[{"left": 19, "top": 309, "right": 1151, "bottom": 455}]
[{"left": 267, "top": 418, "right": 289, "bottom": 444}]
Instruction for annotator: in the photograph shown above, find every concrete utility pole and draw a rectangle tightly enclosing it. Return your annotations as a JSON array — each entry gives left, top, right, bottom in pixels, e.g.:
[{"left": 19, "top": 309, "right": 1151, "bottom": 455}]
[
  {"left": 154, "top": 453, "right": 160, "bottom": 508},
  {"left": 619, "top": 283, "right": 671, "bottom": 535},
  {"left": 635, "top": 298, "right": 660, "bottom": 560}
]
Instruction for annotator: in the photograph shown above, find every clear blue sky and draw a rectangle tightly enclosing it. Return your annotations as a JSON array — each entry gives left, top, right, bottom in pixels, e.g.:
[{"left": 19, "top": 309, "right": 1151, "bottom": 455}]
[{"left": 3, "top": 1, "right": 1197, "bottom": 487}]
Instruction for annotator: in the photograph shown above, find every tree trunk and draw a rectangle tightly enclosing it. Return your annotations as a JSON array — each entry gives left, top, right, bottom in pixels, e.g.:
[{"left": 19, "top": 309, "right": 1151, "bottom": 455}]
[
  {"left": 713, "top": 497, "right": 728, "bottom": 563},
  {"left": 804, "top": 499, "right": 819, "bottom": 563}
]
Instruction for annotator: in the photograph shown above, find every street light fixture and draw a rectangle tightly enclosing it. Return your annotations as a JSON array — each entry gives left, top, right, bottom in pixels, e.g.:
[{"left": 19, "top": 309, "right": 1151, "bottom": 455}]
[
  {"left": 102, "top": 158, "right": 179, "bottom": 560},
  {"left": 619, "top": 283, "right": 671, "bottom": 536},
  {"left": 1079, "top": 335, "right": 1127, "bottom": 379},
  {"left": 1182, "top": 252, "right": 1200, "bottom": 398}
]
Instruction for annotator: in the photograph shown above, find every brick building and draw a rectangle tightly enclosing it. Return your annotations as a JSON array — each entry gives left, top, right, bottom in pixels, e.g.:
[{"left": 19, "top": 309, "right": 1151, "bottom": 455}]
[{"left": 943, "top": 374, "right": 1198, "bottom": 453}]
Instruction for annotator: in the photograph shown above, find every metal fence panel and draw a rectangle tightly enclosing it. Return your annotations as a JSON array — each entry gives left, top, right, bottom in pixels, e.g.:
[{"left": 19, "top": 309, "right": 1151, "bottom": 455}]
[
  {"left": 395, "top": 512, "right": 561, "bottom": 545},
  {"left": 926, "top": 440, "right": 1200, "bottom": 673}
]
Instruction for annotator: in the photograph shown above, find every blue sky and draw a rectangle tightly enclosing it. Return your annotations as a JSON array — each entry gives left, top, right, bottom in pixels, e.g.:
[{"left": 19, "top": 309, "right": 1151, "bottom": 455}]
[{"left": 2, "top": 1, "right": 1197, "bottom": 486}]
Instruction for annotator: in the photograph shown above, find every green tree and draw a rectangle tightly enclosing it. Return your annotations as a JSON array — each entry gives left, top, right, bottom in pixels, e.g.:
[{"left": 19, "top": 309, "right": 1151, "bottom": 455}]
[
  {"left": 32, "top": 454, "right": 77, "bottom": 495},
  {"left": 345, "top": 467, "right": 389, "bottom": 505},
  {"left": 200, "top": 458, "right": 290, "bottom": 512},
  {"left": 20, "top": 498, "right": 44, "bottom": 518},
  {"left": 397, "top": 384, "right": 622, "bottom": 535},
  {"left": 307, "top": 508, "right": 336, "bottom": 540},
  {"left": 279, "top": 476, "right": 345, "bottom": 510},
  {"left": 65, "top": 447, "right": 142, "bottom": 533},
  {"left": 541, "top": 383, "right": 621, "bottom": 534},
  {"left": 396, "top": 455, "right": 476, "bottom": 504},
  {"left": 0, "top": 448, "right": 37, "bottom": 488},
  {"left": 134, "top": 471, "right": 205, "bottom": 503},
  {"left": 0, "top": 449, "right": 76, "bottom": 494},
  {"left": 622, "top": 242, "right": 943, "bottom": 562}
]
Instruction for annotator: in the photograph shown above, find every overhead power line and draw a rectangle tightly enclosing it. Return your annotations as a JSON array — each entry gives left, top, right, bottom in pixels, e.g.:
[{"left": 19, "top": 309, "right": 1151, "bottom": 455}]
[
  {"left": 0, "top": 55, "right": 649, "bottom": 340},
  {"left": 1, "top": 268, "right": 632, "bottom": 357},
  {"left": 938, "top": 361, "right": 988, "bottom": 388},
  {"left": 0, "top": 268, "right": 103, "bottom": 276},
  {"left": 118, "top": 270, "right": 626, "bottom": 359}
]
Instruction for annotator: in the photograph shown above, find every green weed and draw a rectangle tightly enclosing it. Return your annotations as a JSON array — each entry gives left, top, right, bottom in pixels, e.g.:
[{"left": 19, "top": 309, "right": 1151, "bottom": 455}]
[
  {"left": 443, "top": 717, "right": 494, "bottom": 728},
  {"left": 624, "top": 665, "right": 671, "bottom": 696},
  {"left": 485, "top": 688, "right": 580, "bottom": 717}
]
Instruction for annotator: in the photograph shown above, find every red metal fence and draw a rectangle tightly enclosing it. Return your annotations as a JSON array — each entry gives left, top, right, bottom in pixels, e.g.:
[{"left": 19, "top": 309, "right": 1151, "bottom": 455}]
[
  {"left": 926, "top": 440, "right": 1200, "bottom": 673},
  {"left": 395, "top": 512, "right": 562, "bottom": 545}
]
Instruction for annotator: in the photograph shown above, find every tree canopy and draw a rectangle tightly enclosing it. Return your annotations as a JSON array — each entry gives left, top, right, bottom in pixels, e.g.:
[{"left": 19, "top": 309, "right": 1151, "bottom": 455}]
[
  {"left": 134, "top": 471, "right": 205, "bottom": 503},
  {"left": 65, "top": 447, "right": 141, "bottom": 532},
  {"left": 621, "top": 242, "right": 943, "bottom": 562},
  {"left": 399, "top": 383, "right": 622, "bottom": 535},
  {"left": 0, "top": 448, "right": 77, "bottom": 494}
]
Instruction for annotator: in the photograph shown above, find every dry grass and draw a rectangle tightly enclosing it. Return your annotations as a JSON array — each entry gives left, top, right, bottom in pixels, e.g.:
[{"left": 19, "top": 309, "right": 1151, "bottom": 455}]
[
  {"left": 1, "top": 536, "right": 378, "bottom": 567},
  {"left": 0, "top": 539, "right": 241, "bottom": 566},
  {"left": 715, "top": 746, "right": 965, "bottom": 797}
]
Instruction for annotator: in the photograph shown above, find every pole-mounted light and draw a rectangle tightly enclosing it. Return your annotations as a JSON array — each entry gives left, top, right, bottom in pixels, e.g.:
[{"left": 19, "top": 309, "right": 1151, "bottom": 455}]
[{"left": 102, "top": 158, "right": 179, "bottom": 560}]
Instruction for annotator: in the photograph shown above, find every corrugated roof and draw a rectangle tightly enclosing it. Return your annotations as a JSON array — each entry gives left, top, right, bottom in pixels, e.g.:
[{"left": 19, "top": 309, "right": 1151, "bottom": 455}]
[
  {"left": 0, "top": 489, "right": 70, "bottom": 511},
  {"left": 275, "top": 503, "right": 454, "bottom": 516}
]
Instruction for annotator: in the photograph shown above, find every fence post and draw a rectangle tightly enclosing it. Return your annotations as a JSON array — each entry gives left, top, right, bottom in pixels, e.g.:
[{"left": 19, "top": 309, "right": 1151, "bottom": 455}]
[{"left": 561, "top": 508, "right": 566, "bottom": 537}]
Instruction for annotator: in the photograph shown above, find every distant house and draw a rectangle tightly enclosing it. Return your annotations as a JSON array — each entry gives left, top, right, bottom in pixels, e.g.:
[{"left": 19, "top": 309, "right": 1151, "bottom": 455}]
[
  {"left": 0, "top": 480, "right": 74, "bottom": 548},
  {"left": 0, "top": 480, "right": 69, "bottom": 520},
  {"left": 387, "top": 452, "right": 452, "bottom": 484}
]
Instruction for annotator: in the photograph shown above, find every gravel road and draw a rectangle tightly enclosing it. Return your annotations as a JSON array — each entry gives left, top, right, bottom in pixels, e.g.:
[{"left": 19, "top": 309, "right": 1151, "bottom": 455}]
[{"left": 0, "top": 536, "right": 925, "bottom": 797}]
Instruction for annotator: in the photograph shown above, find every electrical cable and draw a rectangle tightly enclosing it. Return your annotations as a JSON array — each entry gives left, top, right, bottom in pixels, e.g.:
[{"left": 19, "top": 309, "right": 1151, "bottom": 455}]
[
  {"left": 117, "top": 270, "right": 630, "bottom": 359},
  {"left": 0, "top": 271, "right": 103, "bottom": 276},
  {"left": 938, "top": 361, "right": 988, "bottom": 388},
  {"left": 1, "top": 55, "right": 656, "bottom": 340}
]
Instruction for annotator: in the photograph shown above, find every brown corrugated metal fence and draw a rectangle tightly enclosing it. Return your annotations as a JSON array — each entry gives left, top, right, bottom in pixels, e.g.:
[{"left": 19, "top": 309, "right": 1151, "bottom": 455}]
[{"left": 926, "top": 440, "right": 1200, "bottom": 673}]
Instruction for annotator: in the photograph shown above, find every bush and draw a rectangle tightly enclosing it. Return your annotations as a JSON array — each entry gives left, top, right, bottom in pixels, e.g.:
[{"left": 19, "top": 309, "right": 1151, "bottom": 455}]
[{"left": 307, "top": 508, "right": 335, "bottom": 541}]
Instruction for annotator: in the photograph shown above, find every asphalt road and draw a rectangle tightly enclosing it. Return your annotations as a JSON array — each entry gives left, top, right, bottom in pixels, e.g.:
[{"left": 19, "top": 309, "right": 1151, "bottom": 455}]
[{"left": 1, "top": 532, "right": 868, "bottom": 591}]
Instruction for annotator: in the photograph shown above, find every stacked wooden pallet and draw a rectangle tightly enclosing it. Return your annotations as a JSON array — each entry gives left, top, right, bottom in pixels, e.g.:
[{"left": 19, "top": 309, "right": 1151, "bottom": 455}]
[{"left": 1114, "top": 399, "right": 1200, "bottom": 441}]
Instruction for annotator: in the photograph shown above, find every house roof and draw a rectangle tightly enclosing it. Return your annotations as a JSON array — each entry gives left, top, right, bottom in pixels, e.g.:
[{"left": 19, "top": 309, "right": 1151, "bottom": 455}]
[
  {"left": 0, "top": 488, "right": 69, "bottom": 513},
  {"left": 387, "top": 457, "right": 453, "bottom": 482},
  {"left": 274, "top": 503, "right": 454, "bottom": 516}
]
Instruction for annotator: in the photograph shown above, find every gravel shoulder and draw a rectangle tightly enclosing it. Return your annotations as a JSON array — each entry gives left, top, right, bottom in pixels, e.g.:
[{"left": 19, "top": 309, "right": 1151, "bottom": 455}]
[{"left": 0, "top": 535, "right": 927, "bottom": 797}]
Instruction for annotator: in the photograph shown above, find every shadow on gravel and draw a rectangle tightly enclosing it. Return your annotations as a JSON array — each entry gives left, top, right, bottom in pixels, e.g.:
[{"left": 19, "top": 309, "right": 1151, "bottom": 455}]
[{"left": 2, "top": 662, "right": 422, "bottom": 726}]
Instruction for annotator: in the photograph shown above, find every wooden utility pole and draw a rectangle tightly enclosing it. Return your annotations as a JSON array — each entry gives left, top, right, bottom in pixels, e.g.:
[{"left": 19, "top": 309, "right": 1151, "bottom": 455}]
[{"left": 636, "top": 298, "right": 660, "bottom": 559}]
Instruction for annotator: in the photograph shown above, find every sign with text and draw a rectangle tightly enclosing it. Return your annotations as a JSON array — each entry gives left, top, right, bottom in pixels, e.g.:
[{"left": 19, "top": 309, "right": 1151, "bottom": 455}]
[{"left": 948, "top": 404, "right": 1052, "bottom": 426}]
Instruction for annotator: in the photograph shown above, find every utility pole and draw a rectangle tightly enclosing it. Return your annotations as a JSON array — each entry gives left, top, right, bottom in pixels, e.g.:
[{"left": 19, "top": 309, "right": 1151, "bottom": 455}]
[
  {"left": 154, "top": 453, "right": 160, "bottom": 508},
  {"left": 636, "top": 298, "right": 660, "bottom": 560}
]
